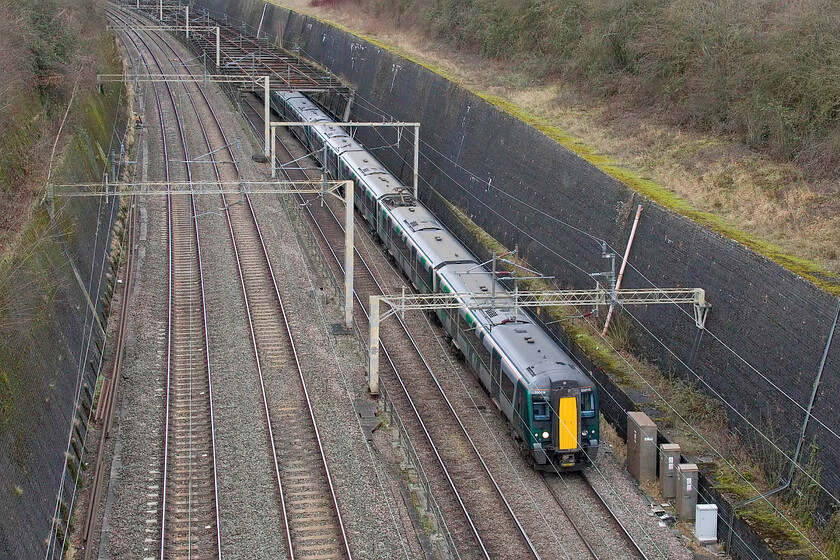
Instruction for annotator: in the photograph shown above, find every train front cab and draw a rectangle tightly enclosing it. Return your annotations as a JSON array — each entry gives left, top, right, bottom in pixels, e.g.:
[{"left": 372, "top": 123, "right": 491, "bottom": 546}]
[{"left": 530, "top": 383, "right": 599, "bottom": 472}]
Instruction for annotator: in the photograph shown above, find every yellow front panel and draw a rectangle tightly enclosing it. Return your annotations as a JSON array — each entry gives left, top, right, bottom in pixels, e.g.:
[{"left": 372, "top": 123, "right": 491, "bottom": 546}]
[{"left": 557, "top": 397, "right": 579, "bottom": 450}]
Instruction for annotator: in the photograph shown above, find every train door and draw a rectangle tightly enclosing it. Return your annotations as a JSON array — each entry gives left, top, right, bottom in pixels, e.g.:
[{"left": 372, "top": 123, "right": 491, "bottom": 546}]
[
  {"left": 499, "top": 368, "right": 515, "bottom": 419},
  {"left": 513, "top": 384, "right": 530, "bottom": 442},
  {"left": 490, "top": 348, "right": 501, "bottom": 401},
  {"left": 553, "top": 386, "right": 581, "bottom": 452}
]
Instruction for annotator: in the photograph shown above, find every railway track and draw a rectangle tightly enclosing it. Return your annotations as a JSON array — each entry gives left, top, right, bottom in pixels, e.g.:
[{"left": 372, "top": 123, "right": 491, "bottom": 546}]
[
  {"left": 544, "top": 471, "right": 649, "bottom": 560},
  {"left": 96, "top": 8, "right": 661, "bottom": 559},
  {"left": 122, "top": 10, "right": 353, "bottom": 557},
  {"left": 106, "top": 10, "right": 226, "bottom": 558},
  {"left": 260, "top": 112, "right": 542, "bottom": 560},
  {"left": 122, "top": 20, "right": 222, "bottom": 559},
  {"left": 81, "top": 163, "right": 139, "bottom": 560},
  {"left": 256, "top": 93, "right": 663, "bottom": 560}
]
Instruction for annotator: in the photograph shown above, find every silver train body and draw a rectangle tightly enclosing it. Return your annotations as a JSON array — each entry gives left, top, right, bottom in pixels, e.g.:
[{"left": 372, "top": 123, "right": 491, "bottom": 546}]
[{"left": 275, "top": 91, "right": 599, "bottom": 471}]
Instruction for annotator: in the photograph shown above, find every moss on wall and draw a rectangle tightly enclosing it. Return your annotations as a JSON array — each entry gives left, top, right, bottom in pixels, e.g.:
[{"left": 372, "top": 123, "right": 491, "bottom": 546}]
[{"left": 0, "top": 28, "right": 125, "bottom": 557}]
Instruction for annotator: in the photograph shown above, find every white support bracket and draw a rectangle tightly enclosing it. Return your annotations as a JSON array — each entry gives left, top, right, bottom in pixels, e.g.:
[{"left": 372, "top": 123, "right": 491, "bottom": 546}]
[
  {"left": 694, "top": 300, "right": 711, "bottom": 330},
  {"left": 367, "top": 287, "right": 708, "bottom": 395},
  {"left": 263, "top": 76, "right": 270, "bottom": 157}
]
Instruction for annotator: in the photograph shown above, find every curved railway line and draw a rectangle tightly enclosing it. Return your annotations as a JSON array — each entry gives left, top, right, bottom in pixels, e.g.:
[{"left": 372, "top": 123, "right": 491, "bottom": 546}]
[
  {"left": 82, "top": 6, "right": 673, "bottom": 559},
  {"left": 101, "top": 8, "right": 352, "bottom": 559}
]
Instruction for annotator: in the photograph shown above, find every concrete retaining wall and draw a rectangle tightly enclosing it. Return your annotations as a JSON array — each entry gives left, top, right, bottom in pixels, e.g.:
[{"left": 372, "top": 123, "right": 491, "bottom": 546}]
[
  {"left": 0, "top": 87, "right": 122, "bottom": 558},
  {"left": 196, "top": 0, "right": 840, "bottom": 548}
]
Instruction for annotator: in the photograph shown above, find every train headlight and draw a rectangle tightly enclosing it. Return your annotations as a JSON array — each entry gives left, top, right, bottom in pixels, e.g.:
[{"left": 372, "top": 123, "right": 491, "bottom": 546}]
[
  {"left": 542, "top": 431, "right": 550, "bottom": 439},
  {"left": 582, "top": 429, "right": 589, "bottom": 437}
]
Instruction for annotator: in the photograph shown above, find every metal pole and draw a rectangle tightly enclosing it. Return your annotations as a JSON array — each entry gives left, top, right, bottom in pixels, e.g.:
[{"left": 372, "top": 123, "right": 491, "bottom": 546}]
[
  {"left": 369, "top": 296, "right": 380, "bottom": 395},
  {"left": 344, "top": 180, "right": 354, "bottom": 329},
  {"left": 790, "top": 299, "right": 839, "bottom": 474},
  {"left": 256, "top": 3, "right": 267, "bottom": 40},
  {"left": 602, "top": 204, "right": 643, "bottom": 336},
  {"left": 413, "top": 125, "right": 420, "bottom": 200},
  {"left": 159, "top": 0, "right": 162, "bottom": 21},
  {"left": 491, "top": 253, "right": 497, "bottom": 308},
  {"left": 264, "top": 76, "right": 270, "bottom": 157},
  {"left": 185, "top": 6, "right": 189, "bottom": 38},
  {"left": 270, "top": 130, "right": 276, "bottom": 178},
  {"left": 215, "top": 27, "right": 221, "bottom": 68}
]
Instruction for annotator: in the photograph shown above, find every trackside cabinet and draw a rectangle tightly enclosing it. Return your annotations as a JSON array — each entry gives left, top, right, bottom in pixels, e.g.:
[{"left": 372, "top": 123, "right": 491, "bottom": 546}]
[
  {"left": 659, "top": 443, "right": 681, "bottom": 499},
  {"left": 695, "top": 504, "right": 719, "bottom": 543},
  {"left": 626, "top": 411, "right": 657, "bottom": 484},
  {"left": 676, "top": 463, "right": 699, "bottom": 520}
]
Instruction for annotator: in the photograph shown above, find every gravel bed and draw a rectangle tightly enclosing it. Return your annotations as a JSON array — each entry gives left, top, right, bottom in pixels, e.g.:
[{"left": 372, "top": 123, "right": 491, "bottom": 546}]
[
  {"left": 585, "top": 448, "right": 694, "bottom": 560},
  {"left": 251, "top": 176, "right": 427, "bottom": 559},
  {"left": 96, "top": 33, "right": 171, "bottom": 557},
  {"left": 98, "top": 9, "right": 426, "bottom": 559},
  {"left": 145, "top": 24, "right": 291, "bottom": 558}
]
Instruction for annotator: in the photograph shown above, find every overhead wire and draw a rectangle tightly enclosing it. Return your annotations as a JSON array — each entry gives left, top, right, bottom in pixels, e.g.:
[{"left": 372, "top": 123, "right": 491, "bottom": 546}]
[
  {"left": 289, "top": 84, "right": 669, "bottom": 558},
  {"left": 344, "top": 82, "right": 840, "bottom": 465}
]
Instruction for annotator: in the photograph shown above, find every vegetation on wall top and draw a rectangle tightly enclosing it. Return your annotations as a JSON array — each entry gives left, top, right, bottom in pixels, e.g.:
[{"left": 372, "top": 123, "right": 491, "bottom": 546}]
[{"left": 365, "top": 0, "right": 840, "bottom": 178}]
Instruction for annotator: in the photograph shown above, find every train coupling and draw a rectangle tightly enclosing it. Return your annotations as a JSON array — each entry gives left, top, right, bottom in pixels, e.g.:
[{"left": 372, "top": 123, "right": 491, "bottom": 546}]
[{"left": 532, "top": 443, "right": 547, "bottom": 465}]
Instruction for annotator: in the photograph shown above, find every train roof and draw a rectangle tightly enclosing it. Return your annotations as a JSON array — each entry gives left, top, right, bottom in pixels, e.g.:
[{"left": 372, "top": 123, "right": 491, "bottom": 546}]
[
  {"left": 276, "top": 92, "right": 327, "bottom": 123},
  {"left": 437, "top": 262, "right": 590, "bottom": 390},
  {"left": 341, "top": 150, "right": 406, "bottom": 198},
  {"left": 490, "top": 321, "right": 592, "bottom": 389},
  {"left": 387, "top": 206, "right": 476, "bottom": 267},
  {"left": 279, "top": 91, "right": 592, "bottom": 392},
  {"left": 322, "top": 128, "right": 366, "bottom": 156},
  {"left": 436, "top": 262, "right": 514, "bottom": 317}
]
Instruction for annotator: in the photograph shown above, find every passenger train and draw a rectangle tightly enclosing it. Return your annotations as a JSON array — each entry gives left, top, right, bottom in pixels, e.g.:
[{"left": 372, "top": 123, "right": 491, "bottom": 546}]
[{"left": 274, "top": 91, "right": 599, "bottom": 471}]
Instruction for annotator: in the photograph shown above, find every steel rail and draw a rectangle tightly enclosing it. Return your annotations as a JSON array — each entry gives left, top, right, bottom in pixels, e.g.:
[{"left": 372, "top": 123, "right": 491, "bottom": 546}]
[
  {"left": 580, "top": 471, "right": 650, "bottom": 560},
  {"left": 133, "top": 3, "right": 346, "bottom": 92},
  {"left": 146, "top": 17, "right": 352, "bottom": 558},
  {"left": 147, "top": 23, "right": 295, "bottom": 554},
  {"left": 260, "top": 120, "right": 487, "bottom": 559},
  {"left": 306, "top": 160, "right": 539, "bottom": 559},
  {"left": 80, "top": 175, "right": 138, "bottom": 560},
  {"left": 116, "top": 7, "right": 296, "bottom": 555},
  {"left": 270, "top": 112, "right": 654, "bottom": 560},
  {"left": 110, "top": 11, "right": 223, "bottom": 558},
  {"left": 544, "top": 474, "right": 606, "bottom": 560}
]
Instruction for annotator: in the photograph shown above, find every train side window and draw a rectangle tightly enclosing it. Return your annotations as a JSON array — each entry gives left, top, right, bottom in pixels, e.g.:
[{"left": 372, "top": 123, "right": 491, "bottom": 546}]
[
  {"left": 501, "top": 372, "right": 515, "bottom": 403},
  {"left": 581, "top": 391, "right": 595, "bottom": 417},
  {"left": 532, "top": 401, "right": 550, "bottom": 421}
]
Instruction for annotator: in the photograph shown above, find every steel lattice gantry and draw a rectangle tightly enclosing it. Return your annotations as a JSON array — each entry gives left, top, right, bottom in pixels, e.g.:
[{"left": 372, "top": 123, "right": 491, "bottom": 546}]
[
  {"left": 367, "top": 288, "right": 710, "bottom": 394},
  {"left": 127, "top": 1, "right": 352, "bottom": 97}
]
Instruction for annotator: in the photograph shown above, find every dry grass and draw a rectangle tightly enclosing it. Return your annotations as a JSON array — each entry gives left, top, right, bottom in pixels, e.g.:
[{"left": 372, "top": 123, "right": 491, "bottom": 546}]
[
  {"left": 280, "top": 0, "right": 840, "bottom": 278},
  {"left": 598, "top": 414, "right": 626, "bottom": 464}
]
